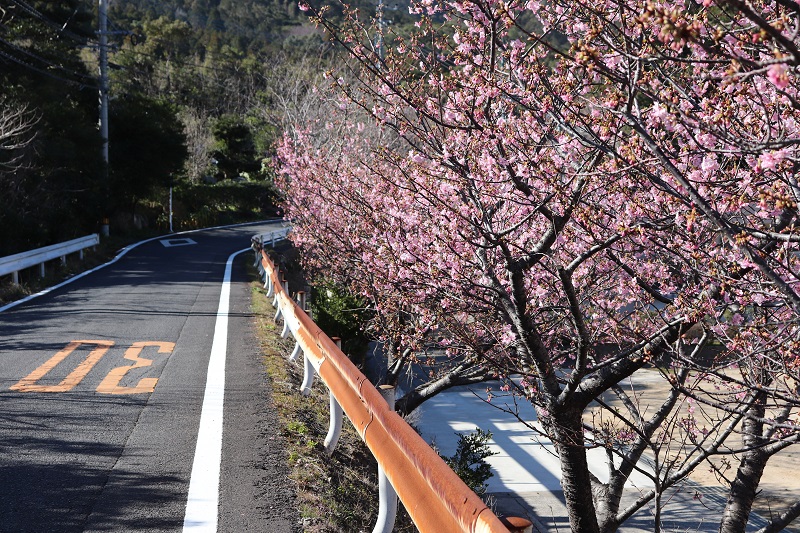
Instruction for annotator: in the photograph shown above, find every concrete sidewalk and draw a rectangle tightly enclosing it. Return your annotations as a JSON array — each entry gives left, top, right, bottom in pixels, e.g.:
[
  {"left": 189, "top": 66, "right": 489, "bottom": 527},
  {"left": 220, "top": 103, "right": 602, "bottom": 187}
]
[{"left": 412, "top": 382, "right": 769, "bottom": 532}]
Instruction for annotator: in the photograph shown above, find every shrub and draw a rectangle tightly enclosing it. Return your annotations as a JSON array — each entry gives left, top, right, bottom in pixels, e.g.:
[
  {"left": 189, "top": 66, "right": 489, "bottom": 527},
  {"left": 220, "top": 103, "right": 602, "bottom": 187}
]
[{"left": 439, "top": 428, "right": 495, "bottom": 496}]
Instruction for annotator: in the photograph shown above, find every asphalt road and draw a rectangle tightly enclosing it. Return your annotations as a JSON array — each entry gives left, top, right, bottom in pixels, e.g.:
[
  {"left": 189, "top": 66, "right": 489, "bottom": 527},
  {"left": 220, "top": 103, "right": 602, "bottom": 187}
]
[{"left": 0, "top": 222, "right": 298, "bottom": 533}]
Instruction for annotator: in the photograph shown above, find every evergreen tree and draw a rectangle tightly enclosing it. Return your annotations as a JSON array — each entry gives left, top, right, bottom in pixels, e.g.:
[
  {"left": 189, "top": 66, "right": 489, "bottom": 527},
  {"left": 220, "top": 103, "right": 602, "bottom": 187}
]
[{"left": 0, "top": 0, "right": 103, "bottom": 251}]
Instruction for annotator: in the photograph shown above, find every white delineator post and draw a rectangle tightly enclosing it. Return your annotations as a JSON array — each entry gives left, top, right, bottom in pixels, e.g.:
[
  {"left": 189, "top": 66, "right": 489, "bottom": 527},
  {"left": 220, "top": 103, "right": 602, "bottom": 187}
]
[{"left": 289, "top": 292, "right": 306, "bottom": 362}]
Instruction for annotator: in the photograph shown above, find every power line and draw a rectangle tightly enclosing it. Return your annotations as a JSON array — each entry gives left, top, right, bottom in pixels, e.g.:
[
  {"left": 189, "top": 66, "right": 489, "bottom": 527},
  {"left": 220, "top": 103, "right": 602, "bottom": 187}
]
[
  {"left": 7, "top": 0, "right": 95, "bottom": 44},
  {"left": 0, "top": 47, "right": 96, "bottom": 89},
  {"left": 0, "top": 1, "right": 103, "bottom": 89},
  {"left": 0, "top": 36, "right": 95, "bottom": 81},
  {"left": 105, "top": 13, "right": 129, "bottom": 35}
]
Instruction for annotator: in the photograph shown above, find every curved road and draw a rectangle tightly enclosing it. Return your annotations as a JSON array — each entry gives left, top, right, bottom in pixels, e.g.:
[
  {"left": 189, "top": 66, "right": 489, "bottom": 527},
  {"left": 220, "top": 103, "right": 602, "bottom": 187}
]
[{"left": 0, "top": 222, "right": 297, "bottom": 532}]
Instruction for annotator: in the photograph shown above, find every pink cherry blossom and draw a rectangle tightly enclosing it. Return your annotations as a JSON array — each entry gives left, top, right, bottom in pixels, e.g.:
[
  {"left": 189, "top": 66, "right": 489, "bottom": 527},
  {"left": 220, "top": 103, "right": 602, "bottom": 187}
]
[{"left": 278, "top": 1, "right": 800, "bottom": 531}]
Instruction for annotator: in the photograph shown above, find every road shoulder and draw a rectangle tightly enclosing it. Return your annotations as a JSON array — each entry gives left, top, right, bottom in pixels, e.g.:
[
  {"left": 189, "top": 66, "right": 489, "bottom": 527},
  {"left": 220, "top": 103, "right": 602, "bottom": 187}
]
[{"left": 217, "top": 256, "right": 299, "bottom": 532}]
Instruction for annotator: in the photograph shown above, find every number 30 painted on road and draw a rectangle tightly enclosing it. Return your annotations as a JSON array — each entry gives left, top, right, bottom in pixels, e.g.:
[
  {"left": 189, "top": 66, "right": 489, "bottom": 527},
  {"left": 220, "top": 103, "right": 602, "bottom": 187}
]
[{"left": 10, "top": 340, "right": 174, "bottom": 394}]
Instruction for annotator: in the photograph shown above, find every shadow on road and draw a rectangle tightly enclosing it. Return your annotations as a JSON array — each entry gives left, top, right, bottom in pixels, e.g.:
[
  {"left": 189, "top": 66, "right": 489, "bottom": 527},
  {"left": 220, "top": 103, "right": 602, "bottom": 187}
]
[{"left": 0, "top": 434, "right": 185, "bottom": 532}]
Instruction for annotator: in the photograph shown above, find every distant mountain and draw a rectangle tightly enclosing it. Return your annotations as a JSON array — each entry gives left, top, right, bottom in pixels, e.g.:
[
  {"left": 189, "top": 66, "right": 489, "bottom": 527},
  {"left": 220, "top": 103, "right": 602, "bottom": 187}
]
[
  {"left": 110, "top": 0, "right": 414, "bottom": 53},
  {"left": 110, "top": 0, "right": 314, "bottom": 52}
]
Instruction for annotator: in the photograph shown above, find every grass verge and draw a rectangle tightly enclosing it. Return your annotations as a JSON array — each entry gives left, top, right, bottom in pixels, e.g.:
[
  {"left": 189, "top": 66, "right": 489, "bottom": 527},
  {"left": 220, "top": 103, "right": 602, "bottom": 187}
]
[{"left": 248, "top": 263, "right": 417, "bottom": 532}]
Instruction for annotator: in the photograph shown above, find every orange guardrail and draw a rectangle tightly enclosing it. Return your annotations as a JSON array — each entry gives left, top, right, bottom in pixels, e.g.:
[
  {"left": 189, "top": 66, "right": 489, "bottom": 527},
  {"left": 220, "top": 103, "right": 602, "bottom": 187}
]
[{"left": 252, "top": 236, "right": 532, "bottom": 533}]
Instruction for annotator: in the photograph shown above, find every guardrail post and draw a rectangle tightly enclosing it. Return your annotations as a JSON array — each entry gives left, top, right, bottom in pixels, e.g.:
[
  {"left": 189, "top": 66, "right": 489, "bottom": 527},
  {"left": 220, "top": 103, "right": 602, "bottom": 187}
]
[
  {"left": 324, "top": 338, "right": 344, "bottom": 455},
  {"left": 373, "top": 385, "right": 398, "bottom": 533},
  {"left": 39, "top": 263, "right": 45, "bottom": 278},
  {"left": 281, "top": 291, "right": 304, "bottom": 339},
  {"left": 264, "top": 265, "right": 273, "bottom": 295},
  {"left": 289, "top": 342, "right": 302, "bottom": 362},
  {"left": 272, "top": 269, "right": 281, "bottom": 307},
  {"left": 273, "top": 280, "right": 283, "bottom": 323},
  {"left": 289, "top": 290, "right": 314, "bottom": 362},
  {"left": 300, "top": 349, "right": 315, "bottom": 396},
  {"left": 261, "top": 259, "right": 268, "bottom": 287},
  {"left": 299, "top": 284, "right": 315, "bottom": 395}
]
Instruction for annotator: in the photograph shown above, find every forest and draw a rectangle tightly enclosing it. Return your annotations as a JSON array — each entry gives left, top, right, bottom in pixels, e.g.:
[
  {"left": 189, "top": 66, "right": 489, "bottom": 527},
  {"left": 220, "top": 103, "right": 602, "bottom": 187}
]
[{"left": 0, "top": 0, "right": 409, "bottom": 255}]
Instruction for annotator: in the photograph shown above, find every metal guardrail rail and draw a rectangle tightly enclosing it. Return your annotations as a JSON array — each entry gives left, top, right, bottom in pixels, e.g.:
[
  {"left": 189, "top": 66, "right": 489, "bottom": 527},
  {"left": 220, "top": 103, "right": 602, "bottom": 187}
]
[
  {"left": 252, "top": 231, "right": 532, "bottom": 533},
  {"left": 0, "top": 234, "right": 100, "bottom": 284}
]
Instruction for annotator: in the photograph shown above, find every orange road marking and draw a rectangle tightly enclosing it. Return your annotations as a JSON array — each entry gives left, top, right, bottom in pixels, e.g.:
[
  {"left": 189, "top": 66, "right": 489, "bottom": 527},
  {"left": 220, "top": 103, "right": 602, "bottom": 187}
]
[
  {"left": 11, "top": 340, "right": 115, "bottom": 393},
  {"left": 96, "top": 341, "right": 175, "bottom": 394}
]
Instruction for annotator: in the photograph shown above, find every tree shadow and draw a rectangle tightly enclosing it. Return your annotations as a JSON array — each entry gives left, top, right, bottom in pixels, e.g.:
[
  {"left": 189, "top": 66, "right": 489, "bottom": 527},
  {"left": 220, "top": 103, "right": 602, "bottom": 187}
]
[{"left": 0, "top": 434, "right": 185, "bottom": 532}]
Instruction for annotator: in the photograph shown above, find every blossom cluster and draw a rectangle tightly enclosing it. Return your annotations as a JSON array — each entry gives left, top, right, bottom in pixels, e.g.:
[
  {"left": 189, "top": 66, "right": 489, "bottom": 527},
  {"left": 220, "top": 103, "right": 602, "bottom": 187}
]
[{"left": 278, "top": 0, "right": 800, "bottom": 526}]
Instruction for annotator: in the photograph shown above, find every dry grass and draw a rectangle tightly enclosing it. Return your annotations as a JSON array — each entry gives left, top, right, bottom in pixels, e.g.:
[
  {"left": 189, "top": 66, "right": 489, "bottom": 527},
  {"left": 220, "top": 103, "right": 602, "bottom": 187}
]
[{"left": 249, "top": 262, "right": 417, "bottom": 532}]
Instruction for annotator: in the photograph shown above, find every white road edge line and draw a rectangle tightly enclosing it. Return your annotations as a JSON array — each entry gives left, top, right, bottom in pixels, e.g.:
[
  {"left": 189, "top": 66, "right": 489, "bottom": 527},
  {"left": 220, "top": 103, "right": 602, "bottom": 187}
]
[{"left": 182, "top": 247, "right": 250, "bottom": 532}]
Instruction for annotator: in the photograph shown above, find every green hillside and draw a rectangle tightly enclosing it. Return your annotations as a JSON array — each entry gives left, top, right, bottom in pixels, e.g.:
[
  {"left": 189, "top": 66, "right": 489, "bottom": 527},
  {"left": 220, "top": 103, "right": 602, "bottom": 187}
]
[
  {"left": 110, "top": 0, "right": 316, "bottom": 54},
  {"left": 0, "top": 0, "right": 415, "bottom": 258},
  {"left": 109, "top": 0, "right": 415, "bottom": 54}
]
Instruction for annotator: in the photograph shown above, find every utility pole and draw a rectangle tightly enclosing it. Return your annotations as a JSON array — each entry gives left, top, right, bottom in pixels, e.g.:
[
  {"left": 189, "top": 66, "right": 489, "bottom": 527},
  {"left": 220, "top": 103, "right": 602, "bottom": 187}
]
[{"left": 98, "top": 0, "right": 110, "bottom": 236}]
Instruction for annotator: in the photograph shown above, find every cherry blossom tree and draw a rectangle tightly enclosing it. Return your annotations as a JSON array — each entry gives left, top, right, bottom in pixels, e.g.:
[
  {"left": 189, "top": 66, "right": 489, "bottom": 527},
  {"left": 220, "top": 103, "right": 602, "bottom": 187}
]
[{"left": 277, "top": 0, "right": 800, "bottom": 531}]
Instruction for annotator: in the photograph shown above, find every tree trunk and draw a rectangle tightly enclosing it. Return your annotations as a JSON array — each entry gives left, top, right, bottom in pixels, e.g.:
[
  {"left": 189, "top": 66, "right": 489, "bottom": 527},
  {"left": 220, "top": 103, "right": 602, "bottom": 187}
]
[
  {"left": 718, "top": 449, "right": 768, "bottom": 533},
  {"left": 552, "top": 408, "right": 601, "bottom": 533},
  {"left": 719, "top": 396, "right": 767, "bottom": 533},
  {"left": 594, "top": 481, "right": 623, "bottom": 533}
]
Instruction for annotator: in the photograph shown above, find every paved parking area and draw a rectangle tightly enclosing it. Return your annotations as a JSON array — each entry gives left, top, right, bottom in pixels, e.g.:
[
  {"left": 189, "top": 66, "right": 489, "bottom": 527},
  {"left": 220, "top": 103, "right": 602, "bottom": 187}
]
[{"left": 413, "top": 382, "right": 768, "bottom": 532}]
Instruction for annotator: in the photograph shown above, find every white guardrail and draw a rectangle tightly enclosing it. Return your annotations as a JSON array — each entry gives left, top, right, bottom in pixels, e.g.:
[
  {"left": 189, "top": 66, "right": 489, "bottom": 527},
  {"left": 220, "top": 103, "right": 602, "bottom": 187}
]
[
  {"left": 251, "top": 228, "right": 532, "bottom": 533},
  {"left": 256, "top": 228, "right": 290, "bottom": 249},
  {"left": 0, "top": 234, "right": 100, "bottom": 284}
]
